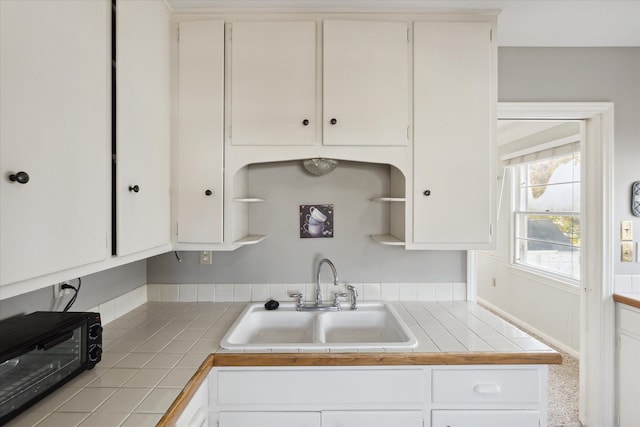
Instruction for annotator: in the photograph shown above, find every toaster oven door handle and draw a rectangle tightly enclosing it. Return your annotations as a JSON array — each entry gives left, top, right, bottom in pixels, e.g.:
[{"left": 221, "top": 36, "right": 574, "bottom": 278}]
[{"left": 37, "top": 330, "right": 74, "bottom": 351}]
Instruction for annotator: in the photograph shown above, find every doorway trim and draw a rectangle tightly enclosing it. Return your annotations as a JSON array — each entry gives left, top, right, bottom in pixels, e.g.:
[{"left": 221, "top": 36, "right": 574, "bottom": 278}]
[{"left": 480, "top": 102, "right": 615, "bottom": 426}]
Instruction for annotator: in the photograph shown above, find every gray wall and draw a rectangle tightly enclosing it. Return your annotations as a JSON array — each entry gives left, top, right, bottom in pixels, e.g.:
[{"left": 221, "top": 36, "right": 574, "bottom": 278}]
[
  {"left": 0, "top": 261, "right": 146, "bottom": 321},
  {"left": 148, "top": 161, "right": 467, "bottom": 284},
  {"left": 498, "top": 47, "right": 640, "bottom": 275}
]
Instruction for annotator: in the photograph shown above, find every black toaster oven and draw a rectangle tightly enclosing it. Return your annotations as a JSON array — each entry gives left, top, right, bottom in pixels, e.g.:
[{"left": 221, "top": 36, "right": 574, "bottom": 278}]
[{"left": 0, "top": 311, "right": 102, "bottom": 425}]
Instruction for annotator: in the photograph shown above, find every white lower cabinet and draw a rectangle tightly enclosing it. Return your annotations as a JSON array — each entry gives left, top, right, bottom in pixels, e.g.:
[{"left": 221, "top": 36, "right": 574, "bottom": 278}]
[
  {"left": 432, "top": 410, "right": 540, "bottom": 427},
  {"left": 219, "top": 412, "right": 321, "bottom": 427},
  {"left": 322, "top": 411, "right": 424, "bottom": 427},
  {"left": 207, "top": 365, "right": 548, "bottom": 427},
  {"left": 176, "top": 376, "right": 208, "bottom": 427},
  {"left": 616, "top": 303, "right": 640, "bottom": 426}
]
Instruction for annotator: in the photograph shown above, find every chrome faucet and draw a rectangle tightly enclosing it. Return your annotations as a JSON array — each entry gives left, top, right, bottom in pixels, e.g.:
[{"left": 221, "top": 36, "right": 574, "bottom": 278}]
[{"left": 315, "top": 258, "right": 339, "bottom": 306}]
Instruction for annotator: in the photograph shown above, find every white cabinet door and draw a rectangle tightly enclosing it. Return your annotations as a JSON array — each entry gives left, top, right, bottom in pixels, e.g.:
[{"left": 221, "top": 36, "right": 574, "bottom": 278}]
[
  {"left": 219, "top": 412, "right": 321, "bottom": 427},
  {"left": 175, "top": 377, "right": 208, "bottom": 427},
  {"left": 413, "top": 21, "right": 495, "bottom": 246},
  {"left": 177, "top": 20, "right": 225, "bottom": 243},
  {"left": 116, "top": 0, "right": 171, "bottom": 256},
  {"left": 617, "top": 305, "right": 640, "bottom": 426},
  {"left": 618, "top": 332, "right": 640, "bottom": 426},
  {"left": 0, "top": 0, "right": 109, "bottom": 285},
  {"left": 323, "top": 20, "right": 409, "bottom": 146},
  {"left": 432, "top": 410, "right": 540, "bottom": 427},
  {"left": 230, "top": 21, "right": 317, "bottom": 146},
  {"left": 322, "top": 411, "right": 423, "bottom": 427}
]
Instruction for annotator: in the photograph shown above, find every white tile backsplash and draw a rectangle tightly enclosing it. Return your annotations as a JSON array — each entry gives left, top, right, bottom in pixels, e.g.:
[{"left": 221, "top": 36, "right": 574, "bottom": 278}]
[
  {"left": 214, "top": 284, "right": 234, "bottom": 302},
  {"left": 362, "top": 283, "right": 381, "bottom": 300},
  {"left": 251, "top": 284, "right": 269, "bottom": 302},
  {"left": 615, "top": 274, "right": 640, "bottom": 293},
  {"left": 233, "top": 284, "right": 252, "bottom": 302},
  {"left": 178, "top": 284, "right": 197, "bottom": 302},
  {"left": 160, "top": 284, "right": 179, "bottom": 302},
  {"left": 380, "top": 283, "right": 399, "bottom": 300},
  {"left": 145, "top": 282, "right": 468, "bottom": 302},
  {"left": 196, "top": 284, "right": 215, "bottom": 302}
]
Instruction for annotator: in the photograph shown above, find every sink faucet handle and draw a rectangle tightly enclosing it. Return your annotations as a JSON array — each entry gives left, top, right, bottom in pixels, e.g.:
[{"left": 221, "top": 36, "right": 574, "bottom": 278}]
[
  {"left": 289, "top": 292, "right": 304, "bottom": 307},
  {"left": 333, "top": 292, "right": 349, "bottom": 310}
]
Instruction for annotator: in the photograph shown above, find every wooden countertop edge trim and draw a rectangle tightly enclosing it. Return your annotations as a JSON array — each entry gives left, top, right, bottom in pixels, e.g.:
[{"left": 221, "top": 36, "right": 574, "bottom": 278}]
[
  {"left": 157, "top": 350, "right": 561, "bottom": 426},
  {"left": 212, "top": 351, "right": 562, "bottom": 366},
  {"left": 157, "top": 354, "right": 214, "bottom": 427},
  {"left": 613, "top": 293, "right": 640, "bottom": 309}
]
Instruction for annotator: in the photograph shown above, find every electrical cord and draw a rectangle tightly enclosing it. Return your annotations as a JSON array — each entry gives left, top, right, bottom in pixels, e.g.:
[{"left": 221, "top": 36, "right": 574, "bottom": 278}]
[{"left": 61, "top": 277, "right": 81, "bottom": 312}]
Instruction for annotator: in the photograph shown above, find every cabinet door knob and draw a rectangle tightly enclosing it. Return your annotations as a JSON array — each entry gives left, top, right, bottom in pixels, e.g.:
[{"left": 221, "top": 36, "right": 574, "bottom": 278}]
[
  {"left": 302, "top": 119, "right": 310, "bottom": 126},
  {"left": 423, "top": 190, "right": 431, "bottom": 196},
  {"left": 330, "top": 118, "right": 337, "bottom": 125},
  {"left": 205, "top": 189, "right": 213, "bottom": 196},
  {"left": 129, "top": 185, "right": 140, "bottom": 193},
  {"left": 8, "top": 171, "right": 30, "bottom": 184}
]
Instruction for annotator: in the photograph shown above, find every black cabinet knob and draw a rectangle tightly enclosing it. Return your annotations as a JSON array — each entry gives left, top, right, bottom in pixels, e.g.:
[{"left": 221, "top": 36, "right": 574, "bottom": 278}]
[
  {"left": 129, "top": 185, "right": 140, "bottom": 193},
  {"left": 205, "top": 189, "right": 213, "bottom": 196},
  {"left": 302, "top": 119, "right": 309, "bottom": 126},
  {"left": 423, "top": 190, "right": 431, "bottom": 196},
  {"left": 8, "top": 171, "right": 29, "bottom": 184},
  {"left": 330, "top": 118, "right": 337, "bottom": 125}
]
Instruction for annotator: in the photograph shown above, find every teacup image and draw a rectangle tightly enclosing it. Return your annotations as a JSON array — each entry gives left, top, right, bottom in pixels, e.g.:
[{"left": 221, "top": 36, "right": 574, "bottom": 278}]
[
  {"left": 303, "top": 221, "right": 323, "bottom": 237},
  {"left": 309, "top": 206, "right": 328, "bottom": 223}
]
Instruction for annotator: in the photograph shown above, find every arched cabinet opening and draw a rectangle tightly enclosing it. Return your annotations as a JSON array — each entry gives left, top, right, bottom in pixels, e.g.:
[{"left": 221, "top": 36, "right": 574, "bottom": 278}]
[{"left": 227, "top": 159, "right": 406, "bottom": 250}]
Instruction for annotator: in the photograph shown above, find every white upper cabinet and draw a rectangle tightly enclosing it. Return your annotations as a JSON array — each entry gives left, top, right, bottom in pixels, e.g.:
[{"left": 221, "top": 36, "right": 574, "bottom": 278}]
[
  {"left": 323, "top": 20, "right": 410, "bottom": 146},
  {"left": 228, "top": 19, "right": 409, "bottom": 147},
  {"left": 412, "top": 21, "right": 496, "bottom": 247},
  {"left": 177, "top": 20, "right": 225, "bottom": 243},
  {"left": 0, "top": 0, "right": 109, "bottom": 286},
  {"left": 230, "top": 21, "right": 317, "bottom": 146},
  {"left": 116, "top": 0, "right": 171, "bottom": 256}
]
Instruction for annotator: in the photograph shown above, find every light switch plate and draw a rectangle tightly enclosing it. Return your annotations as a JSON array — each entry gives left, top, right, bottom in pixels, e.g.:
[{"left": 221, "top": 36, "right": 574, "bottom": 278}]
[
  {"left": 622, "top": 242, "right": 634, "bottom": 262},
  {"left": 199, "top": 251, "right": 212, "bottom": 265},
  {"left": 621, "top": 220, "right": 633, "bottom": 241}
]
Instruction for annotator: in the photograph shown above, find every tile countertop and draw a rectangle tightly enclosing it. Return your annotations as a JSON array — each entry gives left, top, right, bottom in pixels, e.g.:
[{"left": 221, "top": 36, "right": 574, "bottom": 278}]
[
  {"left": 614, "top": 292, "right": 640, "bottom": 309},
  {"left": 5, "top": 301, "right": 560, "bottom": 427}
]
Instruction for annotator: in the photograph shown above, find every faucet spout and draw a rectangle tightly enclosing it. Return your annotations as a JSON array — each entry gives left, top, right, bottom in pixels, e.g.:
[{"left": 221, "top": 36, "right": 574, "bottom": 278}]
[{"left": 315, "top": 259, "right": 339, "bottom": 306}]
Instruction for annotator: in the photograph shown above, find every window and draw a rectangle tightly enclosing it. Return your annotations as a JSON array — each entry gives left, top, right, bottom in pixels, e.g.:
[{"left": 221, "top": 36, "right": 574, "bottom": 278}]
[{"left": 513, "top": 149, "right": 581, "bottom": 281}]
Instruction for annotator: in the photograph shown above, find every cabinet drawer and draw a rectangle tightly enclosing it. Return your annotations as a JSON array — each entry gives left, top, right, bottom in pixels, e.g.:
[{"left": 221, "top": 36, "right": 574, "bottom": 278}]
[
  {"left": 219, "top": 411, "right": 321, "bottom": 427},
  {"left": 432, "top": 368, "right": 541, "bottom": 404},
  {"left": 432, "top": 410, "right": 540, "bottom": 427},
  {"left": 323, "top": 410, "right": 423, "bottom": 427},
  {"left": 216, "top": 368, "right": 424, "bottom": 406},
  {"left": 619, "top": 305, "right": 640, "bottom": 336}
]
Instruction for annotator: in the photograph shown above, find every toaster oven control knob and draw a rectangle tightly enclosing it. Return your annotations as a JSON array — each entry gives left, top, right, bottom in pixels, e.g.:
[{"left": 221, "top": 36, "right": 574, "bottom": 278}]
[
  {"left": 89, "top": 324, "right": 103, "bottom": 339},
  {"left": 89, "top": 345, "right": 102, "bottom": 362}
]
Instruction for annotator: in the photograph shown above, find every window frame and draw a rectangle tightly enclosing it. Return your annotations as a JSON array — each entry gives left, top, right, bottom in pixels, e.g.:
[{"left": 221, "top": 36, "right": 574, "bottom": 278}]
[{"left": 509, "top": 150, "right": 581, "bottom": 286}]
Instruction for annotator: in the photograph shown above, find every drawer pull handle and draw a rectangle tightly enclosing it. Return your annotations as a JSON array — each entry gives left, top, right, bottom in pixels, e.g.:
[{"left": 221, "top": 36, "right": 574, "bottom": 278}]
[{"left": 473, "top": 383, "right": 501, "bottom": 394}]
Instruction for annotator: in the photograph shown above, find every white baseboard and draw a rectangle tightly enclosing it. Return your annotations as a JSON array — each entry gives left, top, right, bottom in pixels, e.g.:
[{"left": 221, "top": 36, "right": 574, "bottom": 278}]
[{"left": 478, "top": 297, "right": 580, "bottom": 358}]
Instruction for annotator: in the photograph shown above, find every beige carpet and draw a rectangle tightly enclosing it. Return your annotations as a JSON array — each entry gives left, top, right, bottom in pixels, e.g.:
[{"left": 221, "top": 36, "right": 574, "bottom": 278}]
[{"left": 547, "top": 347, "right": 581, "bottom": 427}]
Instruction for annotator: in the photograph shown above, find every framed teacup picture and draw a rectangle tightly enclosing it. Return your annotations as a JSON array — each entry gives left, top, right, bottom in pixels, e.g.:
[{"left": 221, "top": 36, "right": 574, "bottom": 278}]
[{"left": 300, "top": 204, "right": 334, "bottom": 238}]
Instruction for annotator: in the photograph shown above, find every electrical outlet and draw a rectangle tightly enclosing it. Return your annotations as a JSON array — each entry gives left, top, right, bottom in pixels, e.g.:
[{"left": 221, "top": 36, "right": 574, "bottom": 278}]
[
  {"left": 53, "top": 283, "right": 71, "bottom": 299},
  {"left": 622, "top": 242, "right": 634, "bottom": 262},
  {"left": 621, "top": 220, "right": 633, "bottom": 241},
  {"left": 200, "top": 251, "right": 213, "bottom": 265}
]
